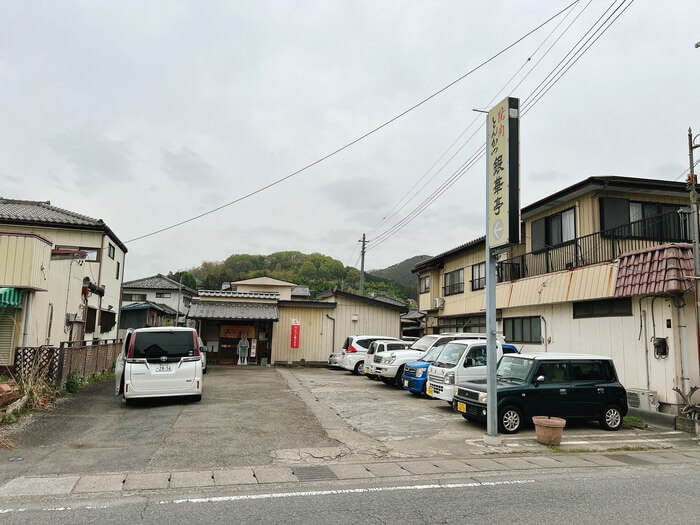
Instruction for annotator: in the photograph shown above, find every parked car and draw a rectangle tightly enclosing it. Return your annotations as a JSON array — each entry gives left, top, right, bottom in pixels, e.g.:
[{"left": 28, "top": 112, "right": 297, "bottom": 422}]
[
  {"left": 115, "top": 327, "right": 204, "bottom": 403},
  {"left": 339, "top": 335, "right": 403, "bottom": 375},
  {"left": 426, "top": 336, "right": 506, "bottom": 404},
  {"left": 327, "top": 352, "right": 343, "bottom": 368},
  {"left": 365, "top": 340, "right": 411, "bottom": 379},
  {"left": 403, "top": 343, "right": 518, "bottom": 395},
  {"left": 452, "top": 353, "right": 628, "bottom": 433}
]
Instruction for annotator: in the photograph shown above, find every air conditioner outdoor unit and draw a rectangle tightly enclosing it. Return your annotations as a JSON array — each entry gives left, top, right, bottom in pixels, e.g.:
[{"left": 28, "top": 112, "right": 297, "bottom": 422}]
[
  {"left": 627, "top": 389, "right": 659, "bottom": 412},
  {"left": 433, "top": 297, "right": 445, "bottom": 309}
]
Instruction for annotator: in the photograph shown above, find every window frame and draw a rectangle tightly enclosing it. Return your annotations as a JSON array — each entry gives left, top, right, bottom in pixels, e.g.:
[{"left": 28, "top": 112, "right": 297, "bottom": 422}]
[
  {"left": 531, "top": 207, "right": 576, "bottom": 253},
  {"left": 443, "top": 268, "right": 464, "bottom": 296},
  {"left": 471, "top": 262, "right": 486, "bottom": 291},
  {"left": 503, "top": 316, "right": 541, "bottom": 344},
  {"left": 108, "top": 243, "right": 115, "bottom": 259},
  {"left": 573, "top": 298, "right": 632, "bottom": 319},
  {"left": 156, "top": 292, "right": 172, "bottom": 299},
  {"left": 419, "top": 275, "right": 430, "bottom": 294}
]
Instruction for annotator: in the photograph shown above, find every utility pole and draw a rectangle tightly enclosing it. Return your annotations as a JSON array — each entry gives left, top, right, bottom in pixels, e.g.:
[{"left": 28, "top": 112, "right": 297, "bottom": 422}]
[
  {"left": 175, "top": 273, "right": 183, "bottom": 326},
  {"left": 687, "top": 127, "right": 700, "bottom": 395},
  {"left": 359, "top": 234, "right": 367, "bottom": 296}
]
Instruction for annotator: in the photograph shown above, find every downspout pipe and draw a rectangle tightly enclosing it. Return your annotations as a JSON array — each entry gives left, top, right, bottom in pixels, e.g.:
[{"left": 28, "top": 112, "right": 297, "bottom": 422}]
[
  {"left": 326, "top": 314, "right": 336, "bottom": 353},
  {"left": 22, "top": 293, "right": 33, "bottom": 347}
]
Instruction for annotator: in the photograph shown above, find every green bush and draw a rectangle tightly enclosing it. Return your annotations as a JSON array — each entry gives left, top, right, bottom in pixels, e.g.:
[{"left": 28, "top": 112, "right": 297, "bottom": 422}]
[{"left": 65, "top": 371, "right": 81, "bottom": 394}]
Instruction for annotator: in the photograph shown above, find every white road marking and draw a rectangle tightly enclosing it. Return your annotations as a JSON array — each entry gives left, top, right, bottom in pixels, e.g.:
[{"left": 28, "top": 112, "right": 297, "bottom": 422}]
[{"left": 163, "top": 479, "right": 536, "bottom": 505}]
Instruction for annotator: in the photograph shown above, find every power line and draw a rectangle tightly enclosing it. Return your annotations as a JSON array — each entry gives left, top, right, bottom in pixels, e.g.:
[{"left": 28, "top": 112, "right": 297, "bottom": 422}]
[
  {"left": 123, "top": 1, "right": 580, "bottom": 244},
  {"left": 366, "top": 0, "right": 634, "bottom": 252}
]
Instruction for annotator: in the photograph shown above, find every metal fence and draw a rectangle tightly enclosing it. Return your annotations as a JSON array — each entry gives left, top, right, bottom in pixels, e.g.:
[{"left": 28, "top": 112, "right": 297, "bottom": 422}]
[
  {"left": 14, "top": 339, "right": 122, "bottom": 388},
  {"left": 498, "top": 211, "right": 690, "bottom": 281}
]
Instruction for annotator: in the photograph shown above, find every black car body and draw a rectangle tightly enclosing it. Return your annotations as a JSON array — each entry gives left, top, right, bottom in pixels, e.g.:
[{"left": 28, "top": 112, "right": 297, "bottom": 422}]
[{"left": 453, "top": 353, "right": 628, "bottom": 434}]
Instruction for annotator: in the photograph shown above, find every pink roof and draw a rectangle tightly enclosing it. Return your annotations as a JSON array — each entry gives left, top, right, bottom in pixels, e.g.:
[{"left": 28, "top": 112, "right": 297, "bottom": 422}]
[{"left": 615, "top": 243, "right": 694, "bottom": 297}]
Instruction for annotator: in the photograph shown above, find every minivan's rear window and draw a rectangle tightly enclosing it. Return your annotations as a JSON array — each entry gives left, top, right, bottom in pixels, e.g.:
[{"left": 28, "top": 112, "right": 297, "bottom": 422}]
[{"left": 132, "top": 331, "right": 195, "bottom": 359}]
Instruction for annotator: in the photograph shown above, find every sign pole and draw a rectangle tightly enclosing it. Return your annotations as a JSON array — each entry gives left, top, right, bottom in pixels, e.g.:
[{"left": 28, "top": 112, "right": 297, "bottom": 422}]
[{"left": 483, "top": 97, "right": 520, "bottom": 445}]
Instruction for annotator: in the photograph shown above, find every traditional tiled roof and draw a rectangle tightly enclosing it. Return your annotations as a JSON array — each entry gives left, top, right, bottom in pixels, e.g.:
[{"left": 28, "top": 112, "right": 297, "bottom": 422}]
[
  {"left": 316, "top": 290, "right": 409, "bottom": 313},
  {"left": 615, "top": 243, "right": 694, "bottom": 297},
  {"left": 0, "top": 198, "right": 127, "bottom": 252},
  {"left": 198, "top": 290, "right": 280, "bottom": 300},
  {"left": 122, "top": 274, "right": 197, "bottom": 295},
  {"left": 188, "top": 301, "right": 279, "bottom": 321}
]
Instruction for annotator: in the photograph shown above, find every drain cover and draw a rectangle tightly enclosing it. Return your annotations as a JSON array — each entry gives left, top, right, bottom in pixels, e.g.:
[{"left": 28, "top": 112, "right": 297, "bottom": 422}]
[{"left": 292, "top": 466, "right": 338, "bottom": 481}]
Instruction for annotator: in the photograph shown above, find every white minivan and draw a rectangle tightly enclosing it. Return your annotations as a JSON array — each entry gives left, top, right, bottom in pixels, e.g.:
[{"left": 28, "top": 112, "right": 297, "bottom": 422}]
[
  {"left": 426, "top": 337, "right": 506, "bottom": 404},
  {"left": 115, "top": 327, "right": 205, "bottom": 403}
]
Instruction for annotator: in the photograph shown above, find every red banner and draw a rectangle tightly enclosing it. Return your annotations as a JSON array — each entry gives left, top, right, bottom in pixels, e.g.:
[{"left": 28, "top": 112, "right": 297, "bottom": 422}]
[{"left": 290, "top": 321, "right": 300, "bottom": 349}]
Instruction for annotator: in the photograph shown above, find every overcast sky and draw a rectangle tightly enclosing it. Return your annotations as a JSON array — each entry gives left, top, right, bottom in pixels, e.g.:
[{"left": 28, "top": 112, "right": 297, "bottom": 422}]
[{"left": 1, "top": 1, "right": 699, "bottom": 281}]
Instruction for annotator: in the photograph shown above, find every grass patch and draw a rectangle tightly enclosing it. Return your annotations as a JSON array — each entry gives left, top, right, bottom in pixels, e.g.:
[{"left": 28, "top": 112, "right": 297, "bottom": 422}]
[
  {"left": 604, "top": 444, "right": 670, "bottom": 452},
  {"left": 548, "top": 446, "right": 595, "bottom": 453},
  {"left": 622, "top": 415, "right": 647, "bottom": 430}
]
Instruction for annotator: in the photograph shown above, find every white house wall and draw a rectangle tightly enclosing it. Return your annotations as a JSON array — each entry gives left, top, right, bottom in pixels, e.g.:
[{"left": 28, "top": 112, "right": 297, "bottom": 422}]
[{"left": 503, "top": 295, "right": 699, "bottom": 406}]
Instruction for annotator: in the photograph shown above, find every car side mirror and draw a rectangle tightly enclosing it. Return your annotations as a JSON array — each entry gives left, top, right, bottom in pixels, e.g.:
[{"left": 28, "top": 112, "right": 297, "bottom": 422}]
[
  {"left": 464, "top": 357, "right": 473, "bottom": 368},
  {"left": 535, "top": 375, "right": 545, "bottom": 383},
  {"left": 200, "top": 345, "right": 208, "bottom": 353}
]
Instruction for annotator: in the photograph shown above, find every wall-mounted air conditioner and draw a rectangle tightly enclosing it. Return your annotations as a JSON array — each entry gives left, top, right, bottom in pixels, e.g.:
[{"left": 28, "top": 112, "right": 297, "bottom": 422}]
[
  {"left": 627, "top": 389, "right": 659, "bottom": 412},
  {"left": 433, "top": 297, "right": 445, "bottom": 309}
]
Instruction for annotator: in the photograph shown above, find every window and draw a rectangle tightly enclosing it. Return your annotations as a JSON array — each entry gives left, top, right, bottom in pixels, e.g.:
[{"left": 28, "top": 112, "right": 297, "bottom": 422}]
[
  {"left": 466, "top": 346, "right": 487, "bottom": 367},
  {"left": 600, "top": 198, "right": 685, "bottom": 241},
  {"left": 419, "top": 276, "right": 430, "bottom": 294},
  {"left": 108, "top": 243, "right": 115, "bottom": 259},
  {"left": 443, "top": 268, "right": 464, "bottom": 296},
  {"left": 438, "top": 316, "right": 486, "bottom": 334},
  {"left": 99, "top": 310, "right": 116, "bottom": 332},
  {"left": 504, "top": 317, "right": 541, "bottom": 344},
  {"left": 156, "top": 293, "right": 171, "bottom": 298},
  {"left": 531, "top": 208, "right": 576, "bottom": 252},
  {"left": 536, "top": 362, "right": 568, "bottom": 383},
  {"left": 124, "top": 293, "right": 146, "bottom": 301},
  {"left": 54, "top": 246, "right": 100, "bottom": 261},
  {"left": 85, "top": 307, "right": 97, "bottom": 333},
  {"left": 471, "top": 262, "right": 486, "bottom": 290},
  {"left": 570, "top": 361, "right": 614, "bottom": 382},
  {"left": 573, "top": 298, "right": 632, "bottom": 318},
  {"left": 115, "top": 261, "right": 120, "bottom": 280}
]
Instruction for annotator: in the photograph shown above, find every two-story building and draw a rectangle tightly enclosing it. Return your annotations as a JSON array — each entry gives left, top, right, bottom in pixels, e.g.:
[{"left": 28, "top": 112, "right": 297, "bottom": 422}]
[
  {"left": 414, "top": 176, "right": 699, "bottom": 413},
  {"left": 120, "top": 274, "right": 198, "bottom": 333},
  {"left": 0, "top": 198, "right": 127, "bottom": 367}
]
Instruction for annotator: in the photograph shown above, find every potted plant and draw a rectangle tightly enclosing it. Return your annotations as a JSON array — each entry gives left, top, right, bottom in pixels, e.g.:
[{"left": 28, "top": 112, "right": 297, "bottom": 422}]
[{"left": 532, "top": 415, "right": 566, "bottom": 445}]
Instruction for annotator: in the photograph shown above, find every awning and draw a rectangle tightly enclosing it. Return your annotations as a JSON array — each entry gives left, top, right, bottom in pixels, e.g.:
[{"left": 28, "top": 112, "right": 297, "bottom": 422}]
[
  {"left": 188, "top": 301, "right": 279, "bottom": 321},
  {"left": 615, "top": 243, "right": 694, "bottom": 296},
  {"left": 0, "top": 288, "right": 23, "bottom": 309}
]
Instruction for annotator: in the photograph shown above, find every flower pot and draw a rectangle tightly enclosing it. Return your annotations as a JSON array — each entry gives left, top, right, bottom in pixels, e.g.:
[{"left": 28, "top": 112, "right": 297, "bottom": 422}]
[{"left": 532, "top": 416, "right": 566, "bottom": 445}]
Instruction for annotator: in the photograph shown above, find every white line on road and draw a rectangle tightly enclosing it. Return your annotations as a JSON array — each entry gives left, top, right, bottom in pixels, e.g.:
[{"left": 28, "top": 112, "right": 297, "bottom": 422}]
[
  {"left": 0, "top": 480, "right": 536, "bottom": 515},
  {"left": 163, "top": 479, "right": 537, "bottom": 505}
]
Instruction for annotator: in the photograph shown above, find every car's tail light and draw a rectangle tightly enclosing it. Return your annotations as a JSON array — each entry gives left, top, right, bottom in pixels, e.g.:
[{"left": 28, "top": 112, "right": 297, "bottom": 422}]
[{"left": 347, "top": 345, "right": 357, "bottom": 353}]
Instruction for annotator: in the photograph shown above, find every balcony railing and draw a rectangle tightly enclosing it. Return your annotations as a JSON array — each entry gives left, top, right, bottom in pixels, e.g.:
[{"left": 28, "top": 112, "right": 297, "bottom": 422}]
[{"left": 497, "top": 211, "right": 690, "bottom": 282}]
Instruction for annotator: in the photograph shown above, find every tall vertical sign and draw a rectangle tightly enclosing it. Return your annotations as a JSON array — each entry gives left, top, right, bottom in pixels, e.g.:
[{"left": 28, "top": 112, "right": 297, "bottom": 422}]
[
  {"left": 488, "top": 97, "right": 520, "bottom": 248},
  {"left": 290, "top": 319, "right": 301, "bottom": 349},
  {"left": 485, "top": 96, "right": 520, "bottom": 442}
]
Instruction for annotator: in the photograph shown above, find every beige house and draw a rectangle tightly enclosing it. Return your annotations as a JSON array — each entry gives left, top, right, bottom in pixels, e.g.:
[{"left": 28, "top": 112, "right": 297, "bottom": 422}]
[
  {"left": 187, "top": 277, "right": 406, "bottom": 365},
  {"left": 0, "top": 199, "right": 127, "bottom": 366},
  {"left": 414, "top": 176, "right": 699, "bottom": 413}
]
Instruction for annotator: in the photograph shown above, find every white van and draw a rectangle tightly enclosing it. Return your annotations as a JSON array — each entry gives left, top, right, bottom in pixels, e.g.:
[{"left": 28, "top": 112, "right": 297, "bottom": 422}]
[
  {"left": 115, "top": 327, "right": 204, "bottom": 403},
  {"left": 426, "top": 337, "right": 505, "bottom": 404}
]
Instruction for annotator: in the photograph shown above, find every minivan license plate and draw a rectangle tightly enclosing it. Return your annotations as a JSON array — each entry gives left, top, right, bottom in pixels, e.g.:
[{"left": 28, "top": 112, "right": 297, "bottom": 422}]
[
  {"left": 156, "top": 365, "right": 171, "bottom": 372},
  {"left": 427, "top": 385, "right": 433, "bottom": 395},
  {"left": 457, "top": 402, "right": 466, "bottom": 413}
]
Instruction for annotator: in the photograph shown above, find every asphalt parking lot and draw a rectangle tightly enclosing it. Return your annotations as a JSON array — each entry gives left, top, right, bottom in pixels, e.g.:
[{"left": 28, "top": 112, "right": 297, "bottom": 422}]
[{"left": 1, "top": 365, "right": 696, "bottom": 486}]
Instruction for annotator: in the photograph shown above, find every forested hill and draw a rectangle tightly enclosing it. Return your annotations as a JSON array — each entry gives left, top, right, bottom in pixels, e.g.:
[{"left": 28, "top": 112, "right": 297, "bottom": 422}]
[
  {"left": 168, "top": 251, "right": 422, "bottom": 301},
  {"left": 368, "top": 255, "right": 431, "bottom": 288}
]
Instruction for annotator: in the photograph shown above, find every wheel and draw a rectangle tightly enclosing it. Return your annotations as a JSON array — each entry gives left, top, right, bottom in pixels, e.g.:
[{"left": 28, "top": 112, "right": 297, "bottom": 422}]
[
  {"left": 600, "top": 405, "right": 623, "bottom": 431},
  {"left": 499, "top": 405, "right": 523, "bottom": 434},
  {"left": 353, "top": 361, "right": 365, "bottom": 375},
  {"left": 394, "top": 366, "right": 405, "bottom": 387}
]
